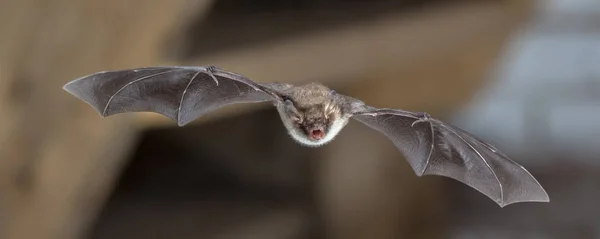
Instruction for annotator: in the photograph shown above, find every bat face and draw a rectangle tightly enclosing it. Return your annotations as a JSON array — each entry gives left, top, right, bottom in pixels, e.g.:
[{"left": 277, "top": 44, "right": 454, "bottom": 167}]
[{"left": 275, "top": 83, "right": 350, "bottom": 147}]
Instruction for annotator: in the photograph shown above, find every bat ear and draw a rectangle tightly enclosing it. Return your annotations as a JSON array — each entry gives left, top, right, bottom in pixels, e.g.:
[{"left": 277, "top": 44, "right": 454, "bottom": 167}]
[
  {"left": 290, "top": 115, "right": 303, "bottom": 124},
  {"left": 286, "top": 106, "right": 302, "bottom": 122}
]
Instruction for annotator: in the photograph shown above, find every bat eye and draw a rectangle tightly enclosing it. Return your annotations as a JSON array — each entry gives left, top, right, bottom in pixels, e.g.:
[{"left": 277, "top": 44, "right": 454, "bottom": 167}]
[{"left": 282, "top": 95, "right": 292, "bottom": 103}]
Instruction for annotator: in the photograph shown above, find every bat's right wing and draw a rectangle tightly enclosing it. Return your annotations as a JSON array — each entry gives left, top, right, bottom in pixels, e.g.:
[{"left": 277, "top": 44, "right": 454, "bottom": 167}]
[
  {"left": 346, "top": 100, "right": 549, "bottom": 207},
  {"left": 63, "top": 66, "right": 284, "bottom": 126}
]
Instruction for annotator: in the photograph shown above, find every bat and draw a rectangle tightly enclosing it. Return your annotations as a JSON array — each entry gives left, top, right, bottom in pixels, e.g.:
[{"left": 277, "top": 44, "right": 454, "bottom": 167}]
[{"left": 63, "top": 65, "right": 549, "bottom": 207}]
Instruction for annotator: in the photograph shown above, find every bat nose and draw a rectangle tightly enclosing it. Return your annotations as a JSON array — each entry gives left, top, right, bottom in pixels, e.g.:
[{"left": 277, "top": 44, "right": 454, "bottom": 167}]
[
  {"left": 309, "top": 129, "right": 324, "bottom": 140},
  {"left": 304, "top": 122, "right": 326, "bottom": 141}
]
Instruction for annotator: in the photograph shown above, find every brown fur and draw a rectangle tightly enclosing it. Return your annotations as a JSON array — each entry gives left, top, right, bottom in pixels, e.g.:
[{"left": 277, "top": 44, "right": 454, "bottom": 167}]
[
  {"left": 285, "top": 82, "right": 332, "bottom": 108},
  {"left": 281, "top": 82, "right": 341, "bottom": 133}
]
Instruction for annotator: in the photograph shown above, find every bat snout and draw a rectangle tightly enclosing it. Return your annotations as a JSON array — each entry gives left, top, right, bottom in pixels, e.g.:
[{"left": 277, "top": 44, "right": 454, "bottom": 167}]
[
  {"left": 309, "top": 129, "right": 325, "bottom": 140},
  {"left": 303, "top": 124, "right": 326, "bottom": 141}
]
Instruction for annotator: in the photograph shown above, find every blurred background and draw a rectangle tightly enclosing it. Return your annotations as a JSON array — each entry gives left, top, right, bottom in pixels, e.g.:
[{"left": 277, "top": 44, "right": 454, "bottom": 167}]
[{"left": 0, "top": 0, "right": 598, "bottom": 238}]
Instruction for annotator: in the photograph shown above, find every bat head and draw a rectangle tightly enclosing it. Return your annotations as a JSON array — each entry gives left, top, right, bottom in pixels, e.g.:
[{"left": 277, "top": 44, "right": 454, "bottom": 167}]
[{"left": 276, "top": 83, "right": 349, "bottom": 147}]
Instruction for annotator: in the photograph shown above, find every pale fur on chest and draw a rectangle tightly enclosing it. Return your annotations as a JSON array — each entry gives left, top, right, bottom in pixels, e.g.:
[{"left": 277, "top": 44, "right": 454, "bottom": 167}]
[{"left": 276, "top": 105, "right": 350, "bottom": 147}]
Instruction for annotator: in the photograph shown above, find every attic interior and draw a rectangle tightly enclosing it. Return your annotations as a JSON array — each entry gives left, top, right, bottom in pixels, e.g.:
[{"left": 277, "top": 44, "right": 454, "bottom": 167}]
[{"left": 6, "top": 0, "right": 599, "bottom": 238}]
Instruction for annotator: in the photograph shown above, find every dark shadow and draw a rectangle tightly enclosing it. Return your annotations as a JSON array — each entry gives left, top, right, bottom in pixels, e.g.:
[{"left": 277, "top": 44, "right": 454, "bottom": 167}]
[{"left": 87, "top": 107, "right": 324, "bottom": 239}]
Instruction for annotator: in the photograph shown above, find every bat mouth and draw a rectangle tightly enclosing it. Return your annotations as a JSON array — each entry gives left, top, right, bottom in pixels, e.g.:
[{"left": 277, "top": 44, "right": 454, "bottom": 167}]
[{"left": 309, "top": 129, "right": 325, "bottom": 140}]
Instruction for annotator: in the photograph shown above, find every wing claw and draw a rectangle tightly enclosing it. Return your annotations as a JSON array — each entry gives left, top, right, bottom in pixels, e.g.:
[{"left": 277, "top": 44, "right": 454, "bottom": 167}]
[
  {"left": 411, "top": 112, "right": 432, "bottom": 127},
  {"left": 206, "top": 65, "right": 220, "bottom": 86}
]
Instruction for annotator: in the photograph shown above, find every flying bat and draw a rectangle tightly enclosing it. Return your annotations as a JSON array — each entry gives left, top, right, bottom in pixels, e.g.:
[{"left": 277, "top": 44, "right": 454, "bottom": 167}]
[{"left": 63, "top": 65, "right": 549, "bottom": 207}]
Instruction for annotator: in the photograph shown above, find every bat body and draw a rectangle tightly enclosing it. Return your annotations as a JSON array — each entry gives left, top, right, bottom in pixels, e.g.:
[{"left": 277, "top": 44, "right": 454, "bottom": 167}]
[{"left": 63, "top": 65, "right": 549, "bottom": 207}]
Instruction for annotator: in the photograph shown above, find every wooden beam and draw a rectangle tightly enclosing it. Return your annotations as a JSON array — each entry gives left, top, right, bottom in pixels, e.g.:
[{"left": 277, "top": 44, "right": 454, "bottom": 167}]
[{"left": 0, "top": 1, "right": 214, "bottom": 239}]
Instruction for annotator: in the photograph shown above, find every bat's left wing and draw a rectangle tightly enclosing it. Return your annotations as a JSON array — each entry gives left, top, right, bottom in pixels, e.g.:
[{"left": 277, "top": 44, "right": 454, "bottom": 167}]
[
  {"left": 63, "top": 66, "right": 283, "bottom": 126},
  {"left": 345, "top": 98, "right": 549, "bottom": 207}
]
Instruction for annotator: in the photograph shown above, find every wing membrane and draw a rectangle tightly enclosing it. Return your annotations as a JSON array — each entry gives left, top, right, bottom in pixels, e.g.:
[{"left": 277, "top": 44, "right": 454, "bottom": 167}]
[
  {"left": 63, "top": 66, "right": 278, "bottom": 126},
  {"left": 352, "top": 108, "right": 549, "bottom": 207}
]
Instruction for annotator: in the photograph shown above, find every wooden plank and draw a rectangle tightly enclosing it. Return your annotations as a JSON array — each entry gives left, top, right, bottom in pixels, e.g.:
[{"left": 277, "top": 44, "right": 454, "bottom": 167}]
[{"left": 0, "top": 1, "right": 214, "bottom": 239}]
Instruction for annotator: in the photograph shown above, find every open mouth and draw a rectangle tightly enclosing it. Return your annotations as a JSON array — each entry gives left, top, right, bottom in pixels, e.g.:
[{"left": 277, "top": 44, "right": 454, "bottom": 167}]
[{"left": 310, "top": 129, "right": 324, "bottom": 140}]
